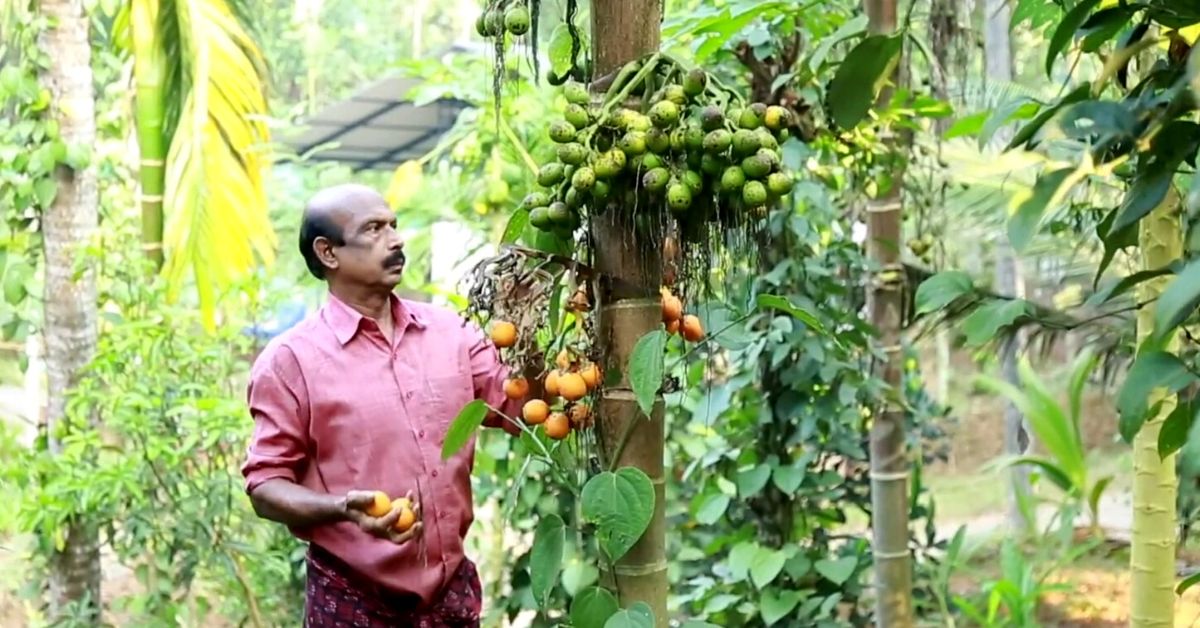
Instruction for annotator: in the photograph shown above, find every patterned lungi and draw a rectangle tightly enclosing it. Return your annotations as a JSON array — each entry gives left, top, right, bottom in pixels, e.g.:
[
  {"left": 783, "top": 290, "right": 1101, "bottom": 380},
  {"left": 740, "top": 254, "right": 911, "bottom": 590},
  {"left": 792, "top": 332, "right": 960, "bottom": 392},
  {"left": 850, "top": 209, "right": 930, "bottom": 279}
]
[{"left": 304, "top": 544, "right": 482, "bottom": 627}]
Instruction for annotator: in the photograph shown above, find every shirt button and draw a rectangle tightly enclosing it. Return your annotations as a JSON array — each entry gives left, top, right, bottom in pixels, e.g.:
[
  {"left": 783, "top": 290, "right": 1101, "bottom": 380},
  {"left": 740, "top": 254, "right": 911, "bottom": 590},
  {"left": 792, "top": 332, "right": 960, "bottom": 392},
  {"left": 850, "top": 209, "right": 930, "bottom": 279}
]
[
  {"left": 419, "top": 430, "right": 426, "bottom": 438},
  {"left": 405, "top": 391, "right": 413, "bottom": 400},
  {"left": 432, "top": 470, "right": 439, "bottom": 478}
]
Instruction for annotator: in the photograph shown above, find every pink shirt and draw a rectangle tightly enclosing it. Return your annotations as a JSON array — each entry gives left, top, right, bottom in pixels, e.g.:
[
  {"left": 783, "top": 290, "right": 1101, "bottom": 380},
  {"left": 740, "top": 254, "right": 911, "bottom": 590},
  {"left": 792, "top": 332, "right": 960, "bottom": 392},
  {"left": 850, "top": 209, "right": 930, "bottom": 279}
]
[{"left": 240, "top": 292, "right": 518, "bottom": 602}]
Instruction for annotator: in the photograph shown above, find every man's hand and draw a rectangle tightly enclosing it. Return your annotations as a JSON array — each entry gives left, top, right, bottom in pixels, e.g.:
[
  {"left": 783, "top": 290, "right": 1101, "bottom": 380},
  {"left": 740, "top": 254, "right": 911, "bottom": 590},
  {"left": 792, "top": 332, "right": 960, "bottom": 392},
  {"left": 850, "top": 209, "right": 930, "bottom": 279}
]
[{"left": 342, "top": 490, "right": 424, "bottom": 545}]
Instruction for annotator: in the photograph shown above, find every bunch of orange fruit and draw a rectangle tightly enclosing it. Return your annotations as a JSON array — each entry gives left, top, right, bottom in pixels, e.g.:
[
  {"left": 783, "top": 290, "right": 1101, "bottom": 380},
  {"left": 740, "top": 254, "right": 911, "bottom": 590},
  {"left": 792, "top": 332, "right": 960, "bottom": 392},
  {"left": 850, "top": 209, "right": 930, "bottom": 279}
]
[
  {"left": 661, "top": 287, "right": 703, "bottom": 341},
  {"left": 502, "top": 346, "right": 601, "bottom": 441}
]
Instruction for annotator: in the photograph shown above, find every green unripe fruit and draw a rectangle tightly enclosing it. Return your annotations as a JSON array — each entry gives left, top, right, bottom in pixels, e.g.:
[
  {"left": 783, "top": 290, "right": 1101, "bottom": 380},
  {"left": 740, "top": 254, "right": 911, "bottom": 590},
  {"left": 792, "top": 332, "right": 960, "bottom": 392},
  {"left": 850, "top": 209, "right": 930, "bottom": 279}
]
[
  {"left": 642, "top": 167, "right": 671, "bottom": 192},
  {"left": 732, "top": 129, "right": 761, "bottom": 157},
  {"left": 547, "top": 201, "right": 571, "bottom": 225},
  {"left": 613, "top": 108, "right": 637, "bottom": 130},
  {"left": 682, "top": 170, "right": 704, "bottom": 195},
  {"left": 756, "top": 147, "right": 781, "bottom": 170},
  {"left": 683, "top": 68, "right": 707, "bottom": 97},
  {"left": 700, "top": 106, "right": 725, "bottom": 131},
  {"left": 700, "top": 153, "right": 726, "bottom": 176},
  {"left": 571, "top": 166, "right": 596, "bottom": 191},
  {"left": 669, "top": 128, "right": 688, "bottom": 153},
  {"left": 645, "top": 127, "right": 671, "bottom": 154},
  {"left": 720, "top": 166, "right": 746, "bottom": 193},
  {"left": 640, "top": 153, "right": 664, "bottom": 170},
  {"left": 738, "top": 107, "right": 762, "bottom": 130},
  {"left": 557, "top": 142, "right": 588, "bottom": 165},
  {"left": 564, "top": 104, "right": 591, "bottom": 129},
  {"left": 703, "top": 129, "right": 732, "bottom": 154},
  {"left": 564, "top": 187, "right": 583, "bottom": 210},
  {"left": 537, "top": 162, "right": 565, "bottom": 187},
  {"left": 475, "top": 13, "right": 490, "bottom": 37},
  {"left": 663, "top": 84, "right": 688, "bottom": 106},
  {"left": 530, "top": 206, "right": 554, "bottom": 230},
  {"left": 606, "top": 148, "right": 627, "bottom": 171},
  {"left": 686, "top": 151, "right": 703, "bottom": 170},
  {"left": 767, "top": 171, "right": 795, "bottom": 196},
  {"left": 618, "top": 131, "right": 647, "bottom": 156},
  {"left": 504, "top": 5, "right": 530, "bottom": 35},
  {"left": 667, "top": 182, "right": 692, "bottom": 214},
  {"left": 649, "top": 100, "right": 681, "bottom": 128},
  {"left": 564, "top": 81, "right": 590, "bottom": 105},
  {"left": 594, "top": 156, "right": 620, "bottom": 179},
  {"left": 549, "top": 120, "right": 576, "bottom": 143},
  {"left": 742, "top": 154, "right": 772, "bottom": 179},
  {"left": 755, "top": 127, "right": 779, "bottom": 151},
  {"left": 685, "top": 124, "right": 705, "bottom": 151},
  {"left": 629, "top": 113, "right": 652, "bottom": 132},
  {"left": 742, "top": 180, "right": 768, "bottom": 206},
  {"left": 592, "top": 180, "right": 611, "bottom": 201},
  {"left": 522, "top": 191, "right": 550, "bottom": 210},
  {"left": 485, "top": 10, "right": 504, "bottom": 36}
]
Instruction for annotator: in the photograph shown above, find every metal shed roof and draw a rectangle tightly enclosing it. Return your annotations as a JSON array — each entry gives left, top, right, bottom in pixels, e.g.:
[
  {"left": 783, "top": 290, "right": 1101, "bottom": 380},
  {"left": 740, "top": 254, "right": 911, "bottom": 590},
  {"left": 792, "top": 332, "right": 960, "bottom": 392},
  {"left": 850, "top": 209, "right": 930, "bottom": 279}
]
[{"left": 280, "top": 44, "right": 482, "bottom": 172}]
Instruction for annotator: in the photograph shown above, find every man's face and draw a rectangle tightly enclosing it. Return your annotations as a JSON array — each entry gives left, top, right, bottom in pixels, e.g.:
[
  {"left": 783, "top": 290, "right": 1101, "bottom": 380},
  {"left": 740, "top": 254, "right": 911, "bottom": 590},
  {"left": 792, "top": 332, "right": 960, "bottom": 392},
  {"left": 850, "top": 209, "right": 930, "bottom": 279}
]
[{"left": 325, "top": 197, "right": 406, "bottom": 290}]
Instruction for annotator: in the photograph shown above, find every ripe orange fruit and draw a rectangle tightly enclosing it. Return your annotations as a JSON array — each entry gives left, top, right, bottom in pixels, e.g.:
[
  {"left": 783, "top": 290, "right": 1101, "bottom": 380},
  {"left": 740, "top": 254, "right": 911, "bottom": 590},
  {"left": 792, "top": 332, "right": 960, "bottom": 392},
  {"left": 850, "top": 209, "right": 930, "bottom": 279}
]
[
  {"left": 364, "top": 491, "right": 391, "bottom": 517},
  {"left": 570, "top": 403, "right": 592, "bottom": 428},
  {"left": 665, "top": 318, "right": 680, "bottom": 335},
  {"left": 558, "top": 372, "right": 588, "bottom": 401},
  {"left": 579, "top": 362, "right": 601, "bottom": 390},
  {"left": 661, "top": 289, "right": 682, "bottom": 323},
  {"left": 523, "top": 399, "right": 550, "bottom": 425},
  {"left": 490, "top": 321, "right": 518, "bottom": 348},
  {"left": 545, "top": 370, "right": 562, "bottom": 398},
  {"left": 681, "top": 314, "right": 704, "bottom": 342},
  {"left": 504, "top": 377, "right": 530, "bottom": 400},
  {"left": 545, "top": 412, "right": 571, "bottom": 440},
  {"left": 391, "top": 497, "right": 415, "bottom": 532}
]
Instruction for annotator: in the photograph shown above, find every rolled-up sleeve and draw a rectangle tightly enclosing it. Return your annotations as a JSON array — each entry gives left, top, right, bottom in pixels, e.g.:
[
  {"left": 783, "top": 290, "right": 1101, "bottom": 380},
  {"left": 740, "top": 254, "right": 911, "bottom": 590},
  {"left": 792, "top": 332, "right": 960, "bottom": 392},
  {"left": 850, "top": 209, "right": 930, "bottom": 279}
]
[
  {"left": 242, "top": 344, "right": 311, "bottom": 493},
  {"left": 465, "top": 322, "right": 522, "bottom": 435}
]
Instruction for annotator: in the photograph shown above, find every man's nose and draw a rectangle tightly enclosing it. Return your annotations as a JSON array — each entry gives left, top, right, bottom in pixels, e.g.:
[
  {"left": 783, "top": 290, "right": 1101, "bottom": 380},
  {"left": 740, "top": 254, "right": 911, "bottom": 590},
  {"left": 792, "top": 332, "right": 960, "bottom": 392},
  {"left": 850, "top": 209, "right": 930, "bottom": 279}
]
[{"left": 387, "top": 228, "right": 404, "bottom": 250}]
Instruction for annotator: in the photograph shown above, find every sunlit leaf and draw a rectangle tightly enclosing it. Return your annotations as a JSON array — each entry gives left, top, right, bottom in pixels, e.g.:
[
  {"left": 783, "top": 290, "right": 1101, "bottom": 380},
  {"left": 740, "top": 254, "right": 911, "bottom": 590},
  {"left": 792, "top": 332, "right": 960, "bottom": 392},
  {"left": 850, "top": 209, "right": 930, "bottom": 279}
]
[
  {"left": 441, "top": 400, "right": 487, "bottom": 460},
  {"left": 826, "top": 33, "right": 904, "bottom": 129}
]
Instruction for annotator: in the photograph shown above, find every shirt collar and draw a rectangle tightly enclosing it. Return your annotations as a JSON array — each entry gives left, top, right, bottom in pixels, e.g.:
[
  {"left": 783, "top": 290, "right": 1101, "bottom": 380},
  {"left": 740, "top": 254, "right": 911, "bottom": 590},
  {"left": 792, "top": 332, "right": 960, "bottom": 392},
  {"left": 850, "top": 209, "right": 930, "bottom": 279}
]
[{"left": 322, "top": 291, "right": 427, "bottom": 346}]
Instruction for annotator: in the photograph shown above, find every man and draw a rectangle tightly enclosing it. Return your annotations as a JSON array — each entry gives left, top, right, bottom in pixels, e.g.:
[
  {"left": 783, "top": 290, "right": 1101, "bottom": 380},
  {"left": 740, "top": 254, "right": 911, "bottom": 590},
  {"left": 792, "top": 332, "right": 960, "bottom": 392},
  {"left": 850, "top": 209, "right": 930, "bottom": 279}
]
[{"left": 241, "top": 183, "right": 529, "bottom": 627}]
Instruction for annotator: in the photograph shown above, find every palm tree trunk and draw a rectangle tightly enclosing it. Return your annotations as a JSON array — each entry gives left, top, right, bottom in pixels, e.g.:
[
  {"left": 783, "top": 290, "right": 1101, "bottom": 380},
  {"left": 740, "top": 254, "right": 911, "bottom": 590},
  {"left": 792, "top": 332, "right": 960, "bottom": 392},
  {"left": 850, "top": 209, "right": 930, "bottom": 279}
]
[
  {"left": 131, "top": 0, "right": 166, "bottom": 267},
  {"left": 863, "top": 0, "right": 912, "bottom": 624},
  {"left": 1131, "top": 188, "right": 1181, "bottom": 627},
  {"left": 37, "top": 0, "right": 101, "bottom": 621},
  {"left": 590, "top": 0, "right": 667, "bottom": 624}
]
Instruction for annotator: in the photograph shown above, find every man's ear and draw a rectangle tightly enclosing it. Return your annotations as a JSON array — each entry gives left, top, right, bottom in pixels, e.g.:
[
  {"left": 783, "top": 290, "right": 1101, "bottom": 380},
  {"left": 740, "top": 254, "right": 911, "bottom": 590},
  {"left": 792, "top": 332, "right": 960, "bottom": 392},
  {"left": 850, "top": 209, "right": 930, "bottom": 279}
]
[{"left": 313, "top": 236, "right": 339, "bottom": 273}]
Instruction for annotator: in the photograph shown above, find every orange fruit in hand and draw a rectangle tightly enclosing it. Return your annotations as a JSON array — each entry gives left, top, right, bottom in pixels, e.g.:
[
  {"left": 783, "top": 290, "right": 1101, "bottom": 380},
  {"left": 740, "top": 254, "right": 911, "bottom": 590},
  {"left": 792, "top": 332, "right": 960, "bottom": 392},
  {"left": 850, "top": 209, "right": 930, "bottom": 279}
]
[
  {"left": 364, "top": 491, "right": 391, "bottom": 517},
  {"left": 391, "top": 497, "right": 416, "bottom": 532},
  {"left": 490, "top": 321, "right": 518, "bottom": 348},
  {"left": 579, "top": 362, "right": 601, "bottom": 390},
  {"left": 558, "top": 372, "right": 588, "bottom": 402},
  {"left": 504, "top": 377, "right": 530, "bottom": 400},
  {"left": 544, "top": 370, "right": 562, "bottom": 398},
  {"left": 665, "top": 318, "right": 680, "bottom": 335},
  {"left": 545, "top": 412, "right": 571, "bottom": 440},
  {"left": 681, "top": 314, "right": 704, "bottom": 342},
  {"left": 523, "top": 399, "right": 550, "bottom": 425},
  {"left": 661, "top": 288, "right": 682, "bottom": 323}
]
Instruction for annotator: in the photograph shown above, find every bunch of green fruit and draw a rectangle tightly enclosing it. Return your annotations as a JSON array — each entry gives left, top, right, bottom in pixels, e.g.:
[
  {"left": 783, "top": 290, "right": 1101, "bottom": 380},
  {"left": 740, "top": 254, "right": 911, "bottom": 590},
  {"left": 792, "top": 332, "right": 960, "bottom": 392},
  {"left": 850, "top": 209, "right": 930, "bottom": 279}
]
[
  {"left": 476, "top": 0, "right": 531, "bottom": 38},
  {"left": 520, "top": 54, "right": 798, "bottom": 240}
]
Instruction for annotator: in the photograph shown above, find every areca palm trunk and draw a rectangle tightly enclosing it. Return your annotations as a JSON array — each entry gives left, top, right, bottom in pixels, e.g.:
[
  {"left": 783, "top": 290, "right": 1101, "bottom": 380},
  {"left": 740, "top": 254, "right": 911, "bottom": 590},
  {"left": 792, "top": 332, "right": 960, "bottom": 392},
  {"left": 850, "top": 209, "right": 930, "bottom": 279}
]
[
  {"left": 37, "top": 0, "right": 101, "bottom": 620},
  {"left": 863, "top": 0, "right": 912, "bottom": 624},
  {"left": 590, "top": 0, "right": 668, "bottom": 624},
  {"left": 1131, "top": 188, "right": 1181, "bottom": 627},
  {"left": 131, "top": 0, "right": 167, "bottom": 267}
]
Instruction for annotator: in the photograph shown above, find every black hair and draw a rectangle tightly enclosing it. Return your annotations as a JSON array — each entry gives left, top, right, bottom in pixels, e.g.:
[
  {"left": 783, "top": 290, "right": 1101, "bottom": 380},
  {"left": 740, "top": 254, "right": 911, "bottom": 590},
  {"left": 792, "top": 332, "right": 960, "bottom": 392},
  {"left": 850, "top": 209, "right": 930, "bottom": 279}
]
[{"left": 298, "top": 211, "right": 346, "bottom": 279}]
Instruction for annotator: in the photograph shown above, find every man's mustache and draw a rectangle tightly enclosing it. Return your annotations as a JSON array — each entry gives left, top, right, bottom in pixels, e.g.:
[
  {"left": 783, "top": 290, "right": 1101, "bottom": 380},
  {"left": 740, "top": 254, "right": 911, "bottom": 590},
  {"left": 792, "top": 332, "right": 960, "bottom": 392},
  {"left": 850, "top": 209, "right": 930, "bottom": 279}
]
[{"left": 384, "top": 250, "right": 406, "bottom": 268}]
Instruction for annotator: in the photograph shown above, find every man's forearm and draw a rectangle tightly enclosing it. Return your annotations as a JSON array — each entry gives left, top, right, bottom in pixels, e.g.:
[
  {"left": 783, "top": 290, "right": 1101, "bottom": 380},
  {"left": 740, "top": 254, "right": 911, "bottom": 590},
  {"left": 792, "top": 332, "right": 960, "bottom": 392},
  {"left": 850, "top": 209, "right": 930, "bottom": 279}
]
[{"left": 248, "top": 478, "right": 347, "bottom": 528}]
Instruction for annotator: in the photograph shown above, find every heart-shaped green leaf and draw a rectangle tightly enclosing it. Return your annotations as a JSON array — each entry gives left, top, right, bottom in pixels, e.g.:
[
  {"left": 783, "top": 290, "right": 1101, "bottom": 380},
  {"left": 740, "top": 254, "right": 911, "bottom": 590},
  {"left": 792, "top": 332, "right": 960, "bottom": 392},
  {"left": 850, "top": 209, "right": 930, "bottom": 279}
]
[
  {"left": 815, "top": 557, "right": 858, "bottom": 585},
  {"left": 581, "top": 468, "right": 655, "bottom": 561},
  {"left": 571, "top": 587, "right": 620, "bottom": 628},
  {"left": 530, "top": 514, "right": 564, "bottom": 607}
]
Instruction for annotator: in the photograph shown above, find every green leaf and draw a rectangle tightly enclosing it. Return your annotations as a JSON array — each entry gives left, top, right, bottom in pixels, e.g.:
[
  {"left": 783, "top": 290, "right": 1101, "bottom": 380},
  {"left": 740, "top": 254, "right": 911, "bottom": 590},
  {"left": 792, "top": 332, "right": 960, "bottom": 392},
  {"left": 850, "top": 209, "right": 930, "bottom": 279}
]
[
  {"left": 503, "top": 209, "right": 529, "bottom": 244},
  {"left": 696, "top": 494, "right": 730, "bottom": 525},
  {"left": 945, "top": 111, "right": 988, "bottom": 139},
  {"left": 1086, "top": 266, "right": 1175, "bottom": 308},
  {"left": 750, "top": 548, "right": 789, "bottom": 588},
  {"left": 581, "top": 468, "right": 655, "bottom": 561},
  {"left": 1154, "top": 259, "right": 1200, "bottom": 342},
  {"left": 1078, "top": 6, "right": 1137, "bottom": 53},
  {"left": 1117, "top": 351, "right": 1196, "bottom": 443},
  {"left": 761, "top": 591, "right": 807, "bottom": 626},
  {"left": 561, "top": 559, "right": 599, "bottom": 596},
  {"left": 1110, "top": 121, "right": 1200, "bottom": 236},
  {"left": 756, "top": 293, "right": 827, "bottom": 335},
  {"left": 33, "top": 178, "right": 56, "bottom": 208},
  {"left": 826, "top": 34, "right": 904, "bottom": 129},
  {"left": 737, "top": 463, "right": 771, "bottom": 497},
  {"left": 628, "top": 330, "right": 667, "bottom": 417},
  {"left": 1178, "top": 571, "right": 1200, "bottom": 595},
  {"left": 548, "top": 24, "right": 575, "bottom": 77},
  {"left": 785, "top": 554, "right": 812, "bottom": 580},
  {"left": 571, "top": 587, "right": 620, "bottom": 628},
  {"left": 63, "top": 143, "right": 89, "bottom": 170},
  {"left": 1159, "top": 399, "right": 1196, "bottom": 459},
  {"left": 604, "top": 602, "right": 654, "bottom": 628},
  {"left": 915, "top": 270, "right": 973, "bottom": 314},
  {"left": 1045, "top": 0, "right": 1101, "bottom": 76},
  {"left": 728, "top": 541, "right": 758, "bottom": 581},
  {"left": 1088, "top": 475, "right": 1113, "bottom": 522},
  {"left": 1006, "top": 83, "right": 1092, "bottom": 151},
  {"left": 961, "top": 299, "right": 1028, "bottom": 347},
  {"left": 1009, "top": 167, "right": 1073, "bottom": 252},
  {"left": 1057, "top": 100, "right": 1136, "bottom": 142},
  {"left": 530, "top": 514, "right": 565, "bottom": 607},
  {"left": 441, "top": 400, "right": 488, "bottom": 460},
  {"left": 815, "top": 557, "right": 858, "bottom": 585},
  {"left": 1001, "top": 455, "right": 1074, "bottom": 493},
  {"left": 1093, "top": 206, "right": 1138, "bottom": 286},
  {"left": 771, "top": 460, "right": 806, "bottom": 494}
]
